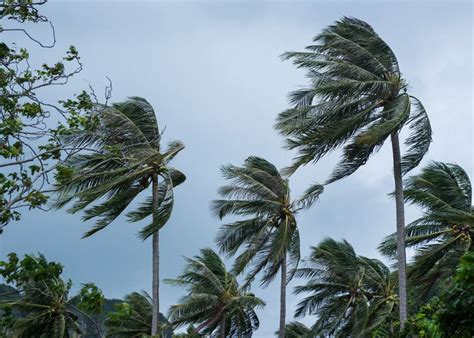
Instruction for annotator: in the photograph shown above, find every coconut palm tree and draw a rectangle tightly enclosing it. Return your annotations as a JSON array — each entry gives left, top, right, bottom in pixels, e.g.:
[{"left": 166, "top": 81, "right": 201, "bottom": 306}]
[
  {"left": 0, "top": 254, "right": 102, "bottom": 338},
  {"left": 105, "top": 291, "right": 174, "bottom": 337},
  {"left": 212, "top": 156, "right": 323, "bottom": 337},
  {"left": 379, "top": 161, "right": 473, "bottom": 302},
  {"left": 166, "top": 248, "right": 265, "bottom": 337},
  {"left": 55, "top": 97, "right": 185, "bottom": 336},
  {"left": 0, "top": 277, "right": 81, "bottom": 337},
  {"left": 105, "top": 291, "right": 152, "bottom": 337},
  {"left": 294, "top": 238, "right": 397, "bottom": 336},
  {"left": 274, "top": 17, "right": 432, "bottom": 326}
]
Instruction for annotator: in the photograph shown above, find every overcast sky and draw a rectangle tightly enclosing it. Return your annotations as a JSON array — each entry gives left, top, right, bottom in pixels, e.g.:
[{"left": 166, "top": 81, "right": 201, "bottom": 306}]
[{"left": 1, "top": 0, "right": 472, "bottom": 336}]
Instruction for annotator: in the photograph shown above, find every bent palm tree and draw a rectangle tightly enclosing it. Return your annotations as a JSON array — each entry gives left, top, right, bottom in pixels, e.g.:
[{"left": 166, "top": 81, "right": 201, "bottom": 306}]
[
  {"left": 0, "top": 254, "right": 101, "bottom": 338},
  {"left": 105, "top": 291, "right": 173, "bottom": 337},
  {"left": 0, "top": 278, "right": 81, "bottom": 337},
  {"left": 275, "top": 17, "right": 432, "bottom": 326},
  {"left": 213, "top": 156, "right": 323, "bottom": 337},
  {"left": 105, "top": 291, "right": 153, "bottom": 336},
  {"left": 379, "top": 161, "right": 473, "bottom": 301},
  {"left": 295, "top": 238, "right": 397, "bottom": 336},
  {"left": 166, "top": 248, "right": 265, "bottom": 337},
  {"left": 55, "top": 97, "right": 185, "bottom": 336}
]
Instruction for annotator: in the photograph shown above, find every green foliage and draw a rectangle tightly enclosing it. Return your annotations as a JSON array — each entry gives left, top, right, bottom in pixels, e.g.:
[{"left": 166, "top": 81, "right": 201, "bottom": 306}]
[
  {"left": 166, "top": 248, "right": 265, "bottom": 336},
  {"left": 106, "top": 291, "right": 152, "bottom": 337},
  {"left": 105, "top": 291, "right": 172, "bottom": 337},
  {"left": 274, "top": 17, "right": 431, "bottom": 182},
  {"left": 0, "top": 252, "right": 63, "bottom": 286},
  {"left": 0, "top": 253, "right": 109, "bottom": 337},
  {"left": 294, "top": 238, "right": 398, "bottom": 336},
  {"left": 75, "top": 282, "right": 105, "bottom": 316},
  {"left": 213, "top": 156, "right": 323, "bottom": 287},
  {"left": 54, "top": 97, "right": 186, "bottom": 239},
  {"left": 379, "top": 162, "right": 473, "bottom": 300},
  {"left": 404, "top": 299, "right": 442, "bottom": 338},
  {"left": 404, "top": 251, "right": 474, "bottom": 337},
  {"left": 436, "top": 251, "right": 474, "bottom": 336},
  {"left": 0, "top": 253, "right": 81, "bottom": 337},
  {"left": 0, "top": 0, "right": 95, "bottom": 228}
]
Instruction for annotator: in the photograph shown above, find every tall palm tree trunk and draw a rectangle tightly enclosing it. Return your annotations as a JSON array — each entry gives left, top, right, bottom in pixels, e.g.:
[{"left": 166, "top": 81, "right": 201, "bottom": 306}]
[
  {"left": 220, "top": 316, "right": 226, "bottom": 338},
  {"left": 151, "top": 173, "right": 160, "bottom": 337},
  {"left": 390, "top": 132, "right": 408, "bottom": 328},
  {"left": 279, "top": 254, "right": 287, "bottom": 338}
]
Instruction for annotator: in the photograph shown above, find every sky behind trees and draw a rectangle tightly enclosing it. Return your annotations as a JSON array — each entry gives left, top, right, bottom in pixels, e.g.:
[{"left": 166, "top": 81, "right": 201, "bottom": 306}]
[{"left": 1, "top": 1, "right": 472, "bottom": 335}]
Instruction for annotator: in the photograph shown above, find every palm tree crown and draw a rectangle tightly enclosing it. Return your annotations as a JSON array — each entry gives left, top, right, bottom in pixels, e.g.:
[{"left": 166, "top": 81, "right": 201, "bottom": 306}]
[
  {"left": 275, "top": 17, "right": 431, "bottom": 181},
  {"left": 295, "top": 238, "right": 397, "bottom": 336},
  {"left": 166, "top": 248, "right": 265, "bottom": 337},
  {"left": 0, "top": 254, "right": 82, "bottom": 338},
  {"left": 213, "top": 156, "right": 322, "bottom": 286},
  {"left": 105, "top": 291, "right": 154, "bottom": 336},
  {"left": 55, "top": 96, "right": 185, "bottom": 239},
  {"left": 379, "top": 161, "right": 473, "bottom": 298}
]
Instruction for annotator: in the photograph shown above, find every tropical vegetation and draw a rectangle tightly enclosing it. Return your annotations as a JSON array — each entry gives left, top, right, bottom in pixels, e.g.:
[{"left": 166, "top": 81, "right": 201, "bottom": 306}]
[
  {"left": 167, "top": 248, "right": 265, "bottom": 337},
  {"left": 0, "top": 254, "right": 103, "bottom": 337},
  {"left": 274, "top": 16, "right": 432, "bottom": 328},
  {"left": 0, "top": 1, "right": 471, "bottom": 337},
  {"left": 380, "top": 161, "right": 473, "bottom": 303},
  {"left": 213, "top": 156, "right": 322, "bottom": 337},
  {"left": 294, "top": 238, "right": 397, "bottom": 336},
  {"left": 54, "top": 97, "right": 186, "bottom": 337}
]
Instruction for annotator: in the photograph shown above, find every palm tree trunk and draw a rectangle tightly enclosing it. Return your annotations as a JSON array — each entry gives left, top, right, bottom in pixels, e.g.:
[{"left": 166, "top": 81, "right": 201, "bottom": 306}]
[
  {"left": 220, "top": 316, "right": 226, "bottom": 338},
  {"left": 151, "top": 173, "right": 160, "bottom": 337},
  {"left": 390, "top": 132, "right": 408, "bottom": 329},
  {"left": 279, "top": 254, "right": 287, "bottom": 338}
]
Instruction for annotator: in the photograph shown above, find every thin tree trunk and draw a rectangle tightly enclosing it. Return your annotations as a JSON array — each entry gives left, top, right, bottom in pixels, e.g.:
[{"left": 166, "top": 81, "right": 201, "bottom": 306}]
[
  {"left": 220, "top": 316, "right": 226, "bottom": 338},
  {"left": 390, "top": 132, "right": 408, "bottom": 329},
  {"left": 279, "top": 254, "right": 287, "bottom": 338},
  {"left": 151, "top": 173, "right": 160, "bottom": 337}
]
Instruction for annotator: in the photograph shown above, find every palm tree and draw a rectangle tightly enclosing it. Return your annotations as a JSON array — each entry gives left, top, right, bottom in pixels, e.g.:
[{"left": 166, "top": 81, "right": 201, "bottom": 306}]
[
  {"left": 274, "top": 17, "right": 432, "bottom": 326},
  {"left": 55, "top": 97, "right": 185, "bottom": 336},
  {"left": 105, "top": 291, "right": 174, "bottom": 337},
  {"left": 0, "top": 254, "right": 102, "bottom": 338},
  {"left": 105, "top": 291, "right": 152, "bottom": 337},
  {"left": 212, "top": 156, "right": 323, "bottom": 337},
  {"left": 0, "top": 277, "right": 82, "bottom": 337},
  {"left": 294, "top": 238, "right": 397, "bottom": 336},
  {"left": 379, "top": 161, "right": 473, "bottom": 302},
  {"left": 166, "top": 248, "right": 265, "bottom": 337}
]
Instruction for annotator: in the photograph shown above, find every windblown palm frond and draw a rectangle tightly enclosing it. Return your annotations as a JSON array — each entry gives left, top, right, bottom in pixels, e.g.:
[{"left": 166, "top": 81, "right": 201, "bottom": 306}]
[
  {"left": 275, "top": 16, "right": 431, "bottom": 181},
  {"left": 0, "top": 255, "right": 82, "bottom": 338},
  {"left": 213, "top": 156, "right": 322, "bottom": 337},
  {"left": 54, "top": 97, "right": 185, "bottom": 239},
  {"left": 379, "top": 161, "right": 473, "bottom": 300},
  {"left": 294, "top": 238, "right": 397, "bottom": 336},
  {"left": 213, "top": 156, "right": 323, "bottom": 286},
  {"left": 0, "top": 281, "right": 81, "bottom": 338},
  {"left": 105, "top": 291, "right": 153, "bottom": 337},
  {"left": 105, "top": 291, "right": 173, "bottom": 337},
  {"left": 166, "top": 248, "right": 265, "bottom": 337}
]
